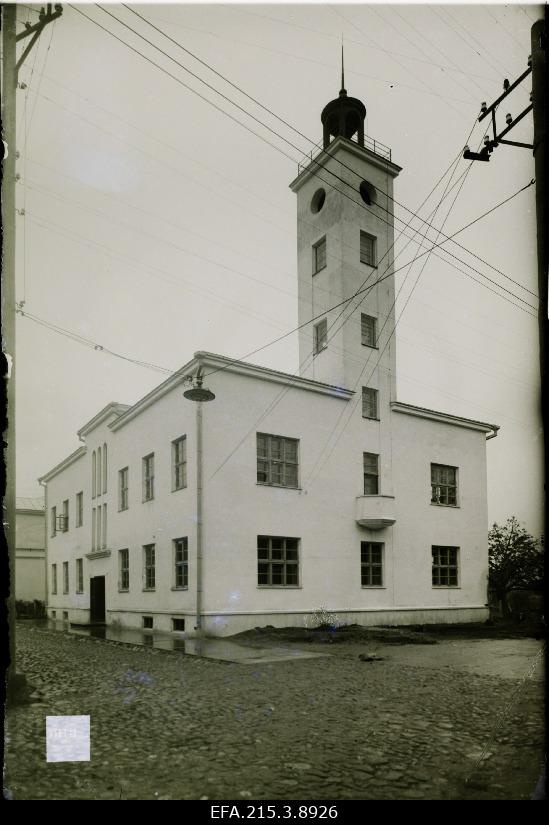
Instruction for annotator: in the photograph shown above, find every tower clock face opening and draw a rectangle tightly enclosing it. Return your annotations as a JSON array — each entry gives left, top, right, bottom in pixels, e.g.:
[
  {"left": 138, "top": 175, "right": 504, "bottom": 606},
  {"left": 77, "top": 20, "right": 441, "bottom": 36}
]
[
  {"left": 359, "top": 180, "right": 377, "bottom": 206},
  {"left": 310, "top": 188, "right": 326, "bottom": 214}
]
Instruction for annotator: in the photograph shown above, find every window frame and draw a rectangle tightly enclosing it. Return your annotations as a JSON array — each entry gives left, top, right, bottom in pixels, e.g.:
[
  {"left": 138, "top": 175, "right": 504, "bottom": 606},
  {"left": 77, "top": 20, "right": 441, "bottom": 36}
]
[
  {"left": 172, "top": 618, "right": 185, "bottom": 632},
  {"left": 143, "top": 543, "right": 156, "bottom": 591},
  {"left": 257, "top": 535, "right": 300, "bottom": 588},
  {"left": 61, "top": 499, "right": 69, "bottom": 532},
  {"left": 118, "top": 467, "right": 129, "bottom": 512},
  {"left": 142, "top": 453, "right": 155, "bottom": 502},
  {"left": 362, "top": 386, "right": 379, "bottom": 420},
  {"left": 51, "top": 563, "right": 57, "bottom": 595},
  {"left": 76, "top": 558, "right": 84, "bottom": 594},
  {"left": 172, "top": 436, "right": 187, "bottom": 492},
  {"left": 62, "top": 561, "right": 69, "bottom": 595},
  {"left": 313, "top": 318, "right": 328, "bottom": 354},
  {"left": 431, "top": 463, "right": 459, "bottom": 507},
  {"left": 173, "top": 537, "right": 189, "bottom": 589},
  {"left": 363, "top": 452, "right": 380, "bottom": 495},
  {"left": 312, "top": 235, "right": 327, "bottom": 275},
  {"left": 76, "top": 492, "right": 83, "bottom": 527},
  {"left": 360, "top": 313, "right": 378, "bottom": 349},
  {"left": 360, "top": 230, "right": 377, "bottom": 267},
  {"left": 51, "top": 506, "right": 57, "bottom": 538},
  {"left": 256, "top": 433, "right": 299, "bottom": 489},
  {"left": 119, "top": 548, "right": 130, "bottom": 592},
  {"left": 142, "top": 616, "right": 153, "bottom": 630},
  {"left": 432, "top": 545, "right": 460, "bottom": 587},
  {"left": 361, "top": 541, "right": 384, "bottom": 587}
]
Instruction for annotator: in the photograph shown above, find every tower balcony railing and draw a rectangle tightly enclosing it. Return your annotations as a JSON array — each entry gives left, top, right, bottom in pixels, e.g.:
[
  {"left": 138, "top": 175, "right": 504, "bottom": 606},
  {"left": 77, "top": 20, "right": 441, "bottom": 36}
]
[{"left": 297, "top": 132, "right": 392, "bottom": 175}]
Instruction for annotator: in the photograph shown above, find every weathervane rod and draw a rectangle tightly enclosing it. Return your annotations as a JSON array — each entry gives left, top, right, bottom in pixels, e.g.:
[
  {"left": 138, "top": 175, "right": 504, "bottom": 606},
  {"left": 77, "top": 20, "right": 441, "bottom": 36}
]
[{"left": 341, "top": 35, "right": 345, "bottom": 91}]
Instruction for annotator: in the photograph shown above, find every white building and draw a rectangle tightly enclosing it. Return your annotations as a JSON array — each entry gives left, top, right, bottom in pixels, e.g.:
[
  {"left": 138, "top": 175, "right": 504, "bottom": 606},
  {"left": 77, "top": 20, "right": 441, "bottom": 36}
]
[
  {"left": 15, "top": 497, "right": 46, "bottom": 604},
  {"left": 39, "top": 84, "right": 498, "bottom": 636}
]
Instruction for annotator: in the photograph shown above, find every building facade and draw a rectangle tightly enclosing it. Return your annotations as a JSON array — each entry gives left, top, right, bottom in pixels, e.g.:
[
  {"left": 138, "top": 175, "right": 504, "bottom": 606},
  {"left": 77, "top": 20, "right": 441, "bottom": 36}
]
[
  {"left": 39, "top": 83, "right": 498, "bottom": 636},
  {"left": 15, "top": 497, "right": 46, "bottom": 603}
]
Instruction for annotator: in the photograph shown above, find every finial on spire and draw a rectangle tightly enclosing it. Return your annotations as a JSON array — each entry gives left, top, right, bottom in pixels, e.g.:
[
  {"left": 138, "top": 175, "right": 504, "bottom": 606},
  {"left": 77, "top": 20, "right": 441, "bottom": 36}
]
[{"left": 340, "top": 36, "right": 346, "bottom": 95}]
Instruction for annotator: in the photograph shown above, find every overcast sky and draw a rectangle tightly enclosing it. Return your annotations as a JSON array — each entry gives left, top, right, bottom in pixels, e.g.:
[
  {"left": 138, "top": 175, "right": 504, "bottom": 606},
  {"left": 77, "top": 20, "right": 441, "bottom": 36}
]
[{"left": 13, "top": 1, "right": 544, "bottom": 536}]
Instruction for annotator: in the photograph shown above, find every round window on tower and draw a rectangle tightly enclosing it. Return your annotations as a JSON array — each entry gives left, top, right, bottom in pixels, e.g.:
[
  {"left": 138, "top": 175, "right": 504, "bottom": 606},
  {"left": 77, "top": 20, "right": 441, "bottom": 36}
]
[
  {"left": 310, "top": 188, "right": 326, "bottom": 214},
  {"left": 359, "top": 180, "right": 377, "bottom": 206}
]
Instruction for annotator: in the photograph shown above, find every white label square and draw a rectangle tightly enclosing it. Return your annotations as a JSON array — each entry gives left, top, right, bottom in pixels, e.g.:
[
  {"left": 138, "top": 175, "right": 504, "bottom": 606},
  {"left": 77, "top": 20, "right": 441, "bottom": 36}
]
[{"left": 46, "top": 715, "right": 90, "bottom": 763}]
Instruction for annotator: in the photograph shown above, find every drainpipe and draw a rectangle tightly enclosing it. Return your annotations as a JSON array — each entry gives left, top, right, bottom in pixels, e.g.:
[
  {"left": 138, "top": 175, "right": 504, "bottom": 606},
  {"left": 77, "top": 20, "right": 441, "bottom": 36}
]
[
  {"left": 195, "top": 399, "right": 204, "bottom": 633},
  {"left": 486, "top": 426, "right": 500, "bottom": 441}
]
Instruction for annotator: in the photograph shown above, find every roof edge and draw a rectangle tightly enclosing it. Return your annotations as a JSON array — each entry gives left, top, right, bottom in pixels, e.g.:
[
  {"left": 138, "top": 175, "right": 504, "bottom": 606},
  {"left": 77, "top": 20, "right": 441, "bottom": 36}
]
[
  {"left": 39, "top": 446, "right": 87, "bottom": 484},
  {"left": 391, "top": 401, "right": 499, "bottom": 435},
  {"left": 77, "top": 402, "right": 131, "bottom": 439}
]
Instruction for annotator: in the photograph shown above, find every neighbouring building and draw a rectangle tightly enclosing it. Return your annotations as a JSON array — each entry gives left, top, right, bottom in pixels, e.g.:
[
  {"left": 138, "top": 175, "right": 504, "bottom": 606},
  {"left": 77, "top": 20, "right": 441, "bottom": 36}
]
[
  {"left": 39, "top": 81, "right": 498, "bottom": 636},
  {"left": 15, "top": 497, "right": 46, "bottom": 603}
]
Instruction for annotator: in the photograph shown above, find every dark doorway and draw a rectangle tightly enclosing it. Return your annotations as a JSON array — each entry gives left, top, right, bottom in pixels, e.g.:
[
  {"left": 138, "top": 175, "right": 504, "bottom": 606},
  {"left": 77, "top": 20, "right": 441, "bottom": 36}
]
[{"left": 90, "top": 576, "right": 106, "bottom": 624}]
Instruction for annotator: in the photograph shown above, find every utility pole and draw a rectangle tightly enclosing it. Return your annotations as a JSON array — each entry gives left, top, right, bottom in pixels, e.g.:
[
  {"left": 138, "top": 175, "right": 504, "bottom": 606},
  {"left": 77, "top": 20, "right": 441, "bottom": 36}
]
[
  {"left": 463, "top": 17, "right": 547, "bottom": 408},
  {"left": 2, "top": 2, "right": 62, "bottom": 704}
]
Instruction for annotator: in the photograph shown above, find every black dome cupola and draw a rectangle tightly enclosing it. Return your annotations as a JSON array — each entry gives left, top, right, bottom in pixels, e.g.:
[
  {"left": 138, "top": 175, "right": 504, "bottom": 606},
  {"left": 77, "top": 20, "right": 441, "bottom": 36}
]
[{"left": 320, "top": 47, "right": 366, "bottom": 149}]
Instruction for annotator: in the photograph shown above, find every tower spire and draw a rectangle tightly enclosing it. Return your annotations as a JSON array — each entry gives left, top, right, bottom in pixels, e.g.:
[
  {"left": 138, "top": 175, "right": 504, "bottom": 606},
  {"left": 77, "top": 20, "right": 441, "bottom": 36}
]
[{"left": 340, "top": 37, "right": 346, "bottom": 95}]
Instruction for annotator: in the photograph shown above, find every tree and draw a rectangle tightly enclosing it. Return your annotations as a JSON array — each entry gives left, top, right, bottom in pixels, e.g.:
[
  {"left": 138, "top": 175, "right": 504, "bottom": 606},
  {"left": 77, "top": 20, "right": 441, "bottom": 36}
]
[{"left": 488, "top": 517, "right": 544, "bottom": 616}]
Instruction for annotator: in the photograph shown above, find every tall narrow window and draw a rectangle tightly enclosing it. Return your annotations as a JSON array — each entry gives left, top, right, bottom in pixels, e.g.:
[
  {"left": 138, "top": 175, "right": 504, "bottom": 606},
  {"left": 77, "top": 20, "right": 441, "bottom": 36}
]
[
  {"left": 51, "top": 506, "right": 57, "bottom": 538},
  {"left": 118, "top": 467, "right": 129, "bottom": 511},
  {"left": 91, "top": 507, "right": 96, "bottom": 551},
  {"left": 76, "top": 492, "right": 83, "bottom": 527},
  {"left": 174, "top": 537, "right": 188, "bottom": 588},
  {"left": 143, "top": 454, "right": 155, "bottom": 501},
  {"left": 76, "top": 559, "right": 84, "bottom": 594},
  {"left": 143, "top": 544, "right": 155, "bottom": 590},
  {"left": 119, "top": 548, "right": 129, "bottom": 591},
  {"left": 432, "top": 546, "right": 459, "bottom": 587},
  {"left": 97, "top": 447, "right": 102, "bottom": 498},
  {"left": 431, "top": 464, "right": 458, "bottom": 506},
  {"left": 102, "top": 503, "right": 107, "bottom": 549},
  {"left": 257, "top": 536, "right": 299, "bottom": 586},
  {"left": 361, "top": 542, "right": 383, "bottom": 586},
  {"left": 172, "top": 436, "right": 187, "bottom": 491},
  {"left": 62, "top": 499, "right": 69, "bottom": 532},
  {"left": 96, "top": 506, "right": 102, "bottom": 552},
  {"left": 313, "top": 318, "right": 328, "bottom": 354},
  {"left": 103, "top": 443, "right": 108, "bottom": 494},
  {"left": 361, "top": 313, "right": 377, "bottom": 348},
  {"left": 312, "top": 236, "right": 326, "bottom": 274},
  {"left": 362, "top": 387, "right": 379, "bottom": 419},
  {"left": 257, "top": 433, "right": 299, "bottom": 488},
  {"left": 51, "top": 564, "right": 57, "bottom": 594},
  {"left": 63, "top": 562, "right": 69, "bottom": 594},
  {"left": 360, "top": 231, "right": 377, "bottom": 266},
  {"left": 363, "top": 452, "right": 379, "bottom": 495},
  {"left": 92, "top": 451, "right": 96, "bottom": 499}
]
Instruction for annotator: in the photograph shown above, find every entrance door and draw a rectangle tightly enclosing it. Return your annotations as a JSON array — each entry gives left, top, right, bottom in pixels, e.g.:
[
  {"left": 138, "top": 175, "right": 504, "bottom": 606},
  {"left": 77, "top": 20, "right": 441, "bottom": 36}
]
[{"left": 90, "top": 576, "right": 106, "bottom": 624}]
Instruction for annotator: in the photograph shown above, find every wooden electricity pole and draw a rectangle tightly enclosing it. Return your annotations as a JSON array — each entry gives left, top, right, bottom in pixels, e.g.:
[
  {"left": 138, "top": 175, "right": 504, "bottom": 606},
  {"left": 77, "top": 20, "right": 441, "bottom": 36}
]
[{"left": 2, "top": 2, "right": 62, "bottom": 703}]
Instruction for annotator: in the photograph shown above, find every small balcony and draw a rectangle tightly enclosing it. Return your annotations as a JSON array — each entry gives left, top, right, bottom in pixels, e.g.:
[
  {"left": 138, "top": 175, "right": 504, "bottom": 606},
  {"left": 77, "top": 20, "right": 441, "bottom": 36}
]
[{"left": 355, "top": 495, "right": 396, "bottom": 530}]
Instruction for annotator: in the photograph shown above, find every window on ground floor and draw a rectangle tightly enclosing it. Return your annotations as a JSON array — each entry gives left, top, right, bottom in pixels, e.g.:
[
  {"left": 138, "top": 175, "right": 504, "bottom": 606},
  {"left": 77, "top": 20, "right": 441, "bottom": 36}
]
[
  {"left": 62, "top": 561, "right": 69, "bottom": 594},
  {"left": 142, "top": 616, "right": 153, "bottom": 630},
  {"left": 76, "top": 558, "right": 83, "bottom": 593},
  {"left": 172, "top": 618, "right": 185, "bottom": 631},
  {"left": 361, "top": 542, "right": 383, "bottom": 586},
  {"left": 143, "top": 544, "right": 155, "bottom": 590},
  {"left": 173, "top": 537, "right": 188, "bottom": 588},
  {"left": 432, "top": 546, "right": 459, "bottom": 587},
  {"left": 119, "top": 548, "right": 129, "bottom": 591},
  {"left": 51, "top": 563, "right": 57, "bottom": 594},
  {"left": 257, "top": 535, "right": 299, "bottom": 586}
]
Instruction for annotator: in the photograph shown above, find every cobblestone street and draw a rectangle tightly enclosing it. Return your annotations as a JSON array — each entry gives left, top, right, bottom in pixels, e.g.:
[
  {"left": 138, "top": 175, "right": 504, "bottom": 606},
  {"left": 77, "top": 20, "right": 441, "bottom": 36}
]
[{"left": 4, "top": 623, "right": 545, "bottom": 800}]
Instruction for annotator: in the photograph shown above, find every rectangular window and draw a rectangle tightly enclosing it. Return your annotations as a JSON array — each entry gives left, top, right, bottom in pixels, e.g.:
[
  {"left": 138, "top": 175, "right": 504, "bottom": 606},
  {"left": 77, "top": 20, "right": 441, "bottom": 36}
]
[
  {"left": 431, "top": 464, "right": 458, "bottom": 506},
  {"left": 174, "top": 537, "right": 189, "bottom": 588},
  {"left": 51, "top": 506, "right": 57, "bottom": 538},
  {"left": 172, "top": 436, "right": 187, "bottom": 491},
  {"left": 363, "top": 452, "right": 379, "bottom": 495},
  {"left": 432, "top": 546, "right": 459, "bottom": 587},
  {"left": 312, "top": 236, "right": 326, "bottom": 274},
  {"left": 361, "top": 313, "right": 377, "bottom": 348},
  {"left": 257, "top": 433, "right": 299, "bottom": 488},
  {"left": 361, "top": 542, "right": 383, "bottom": 586},
  {"left": 172, "top": 618, "right": 185, "bottom": 632},
  {"left": 118, "top": 467, "right": 129, "bottom": 511},
  {"left": 143, "top": 454, "right": 155, "bottom": 501},
  {"left": 360, "top": 231, "right": 377, "bottom": 266},
  {"left": 51, "top": 564, "right": 57, "bottom": 595},
  {"left": 61, "top": 499, "right": 69, "bottom": 532},
  {"left": 76, "top": 492, "right": 83, "bottom": 527},
  {"left": 119, "top": 548, "right": 129, "bottom": 591},
  {"left": 63, "top": 561, "right": 69, "bottom": 595},
  {"left": 313, "top": 318, "right": 328, "bottom": 354},
  {"left": 91, "top": 507, "right": 96, "bottom": 552},
  {"left": 76, "top": 558, "right": 83, "bottom": 593},
  {"left": 362, "top": 386, "right": 379, "bottom": 419},
  {"left": 96, "top": 506, "right": 101, "bottom": 552},
  {"left": 102, "top": 503, "right": 107, "bottom": 549},
  {"left": 142, "top": 616, "right": 153, "bottom": 630},
  {"left": 143, "top": 544, "right": 155, "bottom": 590},
  {"left": 257, "top": 536, "right": 299, "bottom": 587}
]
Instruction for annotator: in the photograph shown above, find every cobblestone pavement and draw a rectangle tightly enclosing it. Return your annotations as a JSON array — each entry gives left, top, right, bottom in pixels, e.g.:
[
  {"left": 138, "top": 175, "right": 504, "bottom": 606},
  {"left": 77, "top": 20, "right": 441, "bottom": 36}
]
[{"left": 4, "top": 624, "right": 545, "bottom": 800}]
